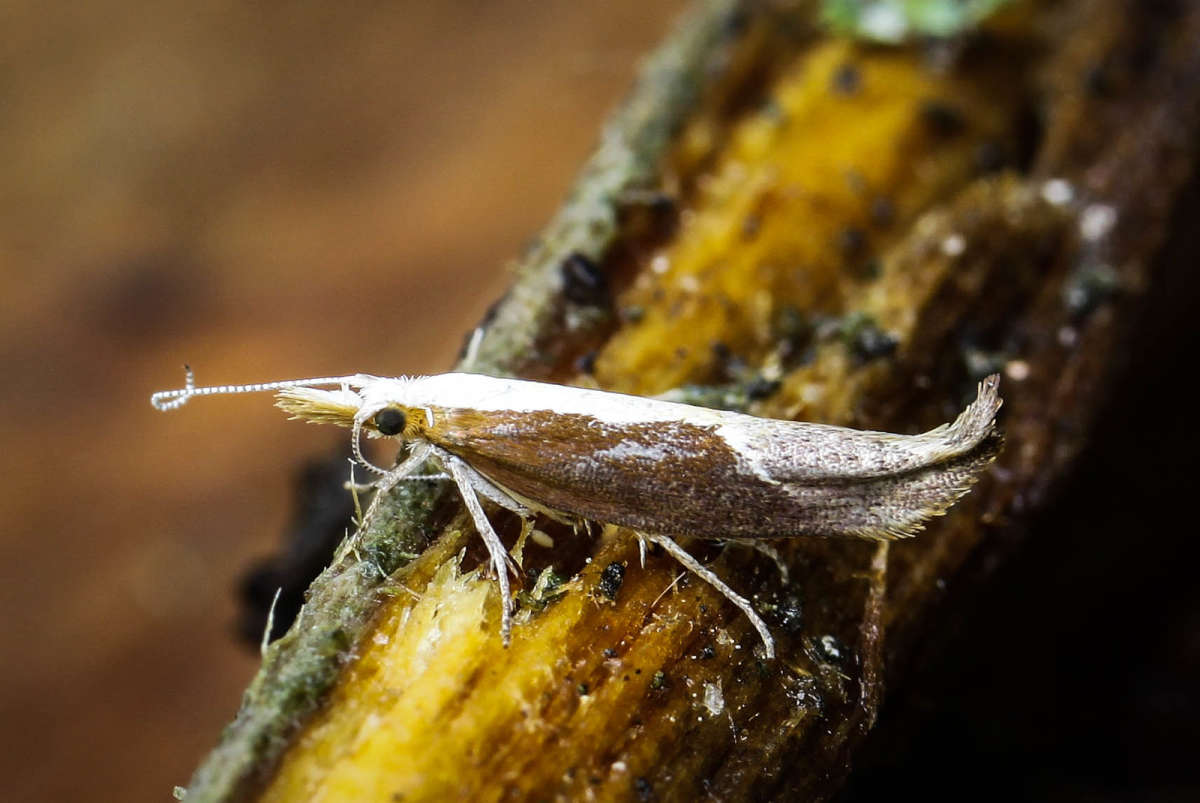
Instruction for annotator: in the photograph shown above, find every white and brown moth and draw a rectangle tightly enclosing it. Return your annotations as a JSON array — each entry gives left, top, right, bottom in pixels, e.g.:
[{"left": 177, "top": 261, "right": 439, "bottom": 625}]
[{"left": 152, "top": 369, "right": 1002, "bottom": 658}]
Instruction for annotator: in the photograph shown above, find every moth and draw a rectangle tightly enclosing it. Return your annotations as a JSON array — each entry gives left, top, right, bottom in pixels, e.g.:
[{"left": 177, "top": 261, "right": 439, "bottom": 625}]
[{"left": 152, "top": 369, "right": 1002, "bottom": 658}]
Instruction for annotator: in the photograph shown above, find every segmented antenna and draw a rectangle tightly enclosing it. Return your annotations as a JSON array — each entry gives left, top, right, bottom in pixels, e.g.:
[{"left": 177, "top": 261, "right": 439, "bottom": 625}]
[{"left": 150, "top": 366, "right": 362, "bottom": 411}]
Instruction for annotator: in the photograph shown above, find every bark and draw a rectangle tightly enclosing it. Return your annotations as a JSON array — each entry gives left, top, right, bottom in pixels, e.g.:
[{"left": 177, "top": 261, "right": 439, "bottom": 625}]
[{"left": 182, "top": 1, "right": 1200, "bottom": 800}]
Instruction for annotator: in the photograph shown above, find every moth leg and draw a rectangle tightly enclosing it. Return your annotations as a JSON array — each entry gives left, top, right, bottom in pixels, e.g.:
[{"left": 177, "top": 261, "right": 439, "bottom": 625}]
[
  {"left": 344, "top": 444, "right": 441, "bottom": 493},
  {"left": 466, "top": 469, "right": 577, "bottom": 528},
  {"left": 443, "top": 458, "right": 541, "bottom": 572},
  {"left": 345, "top": 478, "right": 378, "bottom": 493},
  {"left": 443, "top": 458, "right": 537, "bottom": 559},
  {"left": 335, "top": 443, "right": 436, "bottom": 568},
  {"left": 445, "top": 459, "right": 523, "bottom": 578},
  {"left": 429, "top": 447, "right": 526, "bottom": 570},
  {"left": 750, "top": 542, "right": 789, "bottom": 584},
  {"left": 348, "top": 477, "right": 445, "bottom": 494},
  {"left": 640, "top": 532, "right": 776, "bottom": 660},
  {"left": 444, "top": 455, "right": 518, "bottom": 646},
  {"left": 723, "top": 538, "right": 790, "bottom": 584},
  {"left": 463, "top": 470, "right": 534, "bottom": 520},
  {"left": 354, "top": 442, "right": 434, "bottom": 532}
]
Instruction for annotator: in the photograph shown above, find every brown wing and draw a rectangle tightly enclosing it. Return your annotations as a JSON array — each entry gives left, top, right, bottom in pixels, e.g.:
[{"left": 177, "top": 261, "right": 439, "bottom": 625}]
[{"left": 425, "top": 405, "right": 1000, "bottom": 541}]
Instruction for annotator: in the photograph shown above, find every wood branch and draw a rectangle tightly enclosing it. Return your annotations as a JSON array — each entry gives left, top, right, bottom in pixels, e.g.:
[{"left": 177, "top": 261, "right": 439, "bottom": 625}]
[{"left": 181, "top": 0, "right": 1200, "bottom": 800}]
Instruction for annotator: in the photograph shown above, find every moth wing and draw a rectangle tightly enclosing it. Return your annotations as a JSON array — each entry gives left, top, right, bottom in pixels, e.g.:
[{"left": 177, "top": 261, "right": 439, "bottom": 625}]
[
  {"left": 777, "top": 433, "right": 1003, "bottom": 541},
  {"left": 736, "top": 374, "right": 1003, "bottom": 484}
]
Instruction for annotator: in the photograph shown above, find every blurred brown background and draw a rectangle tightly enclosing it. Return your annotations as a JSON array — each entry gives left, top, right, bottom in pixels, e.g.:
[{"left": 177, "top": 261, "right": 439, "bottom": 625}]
[
  {"left": 0, "top": 2, "right": 685, "bottom": 801},
  {"left": 7, "top": 3, "right": 1200, "bottom": 802}
]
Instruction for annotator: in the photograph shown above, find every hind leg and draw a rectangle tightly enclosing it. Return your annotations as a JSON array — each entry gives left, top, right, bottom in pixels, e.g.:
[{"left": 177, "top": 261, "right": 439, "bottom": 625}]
[{"left": 639, "top": 532, "right": 776, "bottom": 659}]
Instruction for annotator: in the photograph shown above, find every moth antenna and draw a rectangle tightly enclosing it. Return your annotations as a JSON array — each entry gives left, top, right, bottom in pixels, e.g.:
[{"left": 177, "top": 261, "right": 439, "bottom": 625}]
[
  {"left": 150, "top": 366, "right": 364, "bottom": 411},
  {"left": 148, "top": 364, "right": 195, "bottom": 411}
]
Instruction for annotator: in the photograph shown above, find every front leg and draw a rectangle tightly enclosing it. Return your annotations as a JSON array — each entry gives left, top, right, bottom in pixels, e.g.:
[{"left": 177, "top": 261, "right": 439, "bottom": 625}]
[
  {"left": 340, "top": 443, "right": 436, "bottom": 567},
  {"left": 345, "top": 472, "right": 449, "bottom": 493}
]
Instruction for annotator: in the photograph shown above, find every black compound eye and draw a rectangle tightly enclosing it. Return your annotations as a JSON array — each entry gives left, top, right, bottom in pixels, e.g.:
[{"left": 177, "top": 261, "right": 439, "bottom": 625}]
[{"left": 373, "top": 407, "right": 407, "bottom": 436}]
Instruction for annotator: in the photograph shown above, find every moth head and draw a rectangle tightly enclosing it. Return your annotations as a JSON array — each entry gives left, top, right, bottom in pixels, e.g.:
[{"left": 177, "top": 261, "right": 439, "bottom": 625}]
[
  {"left": 271, "top": 380, "right": 418, "bottom": 438},
  {"left": 351, "top": 377, "right": 425, "bottom": 440},
  {"left": 275, "top": 378, "right": 421, "bottom": 479}
]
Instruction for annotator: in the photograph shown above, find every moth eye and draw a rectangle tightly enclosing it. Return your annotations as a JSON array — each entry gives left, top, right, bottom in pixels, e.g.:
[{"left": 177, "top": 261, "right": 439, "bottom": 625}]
[{"left": 373, "top": 407, "right": 407, "bottom": 436}]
